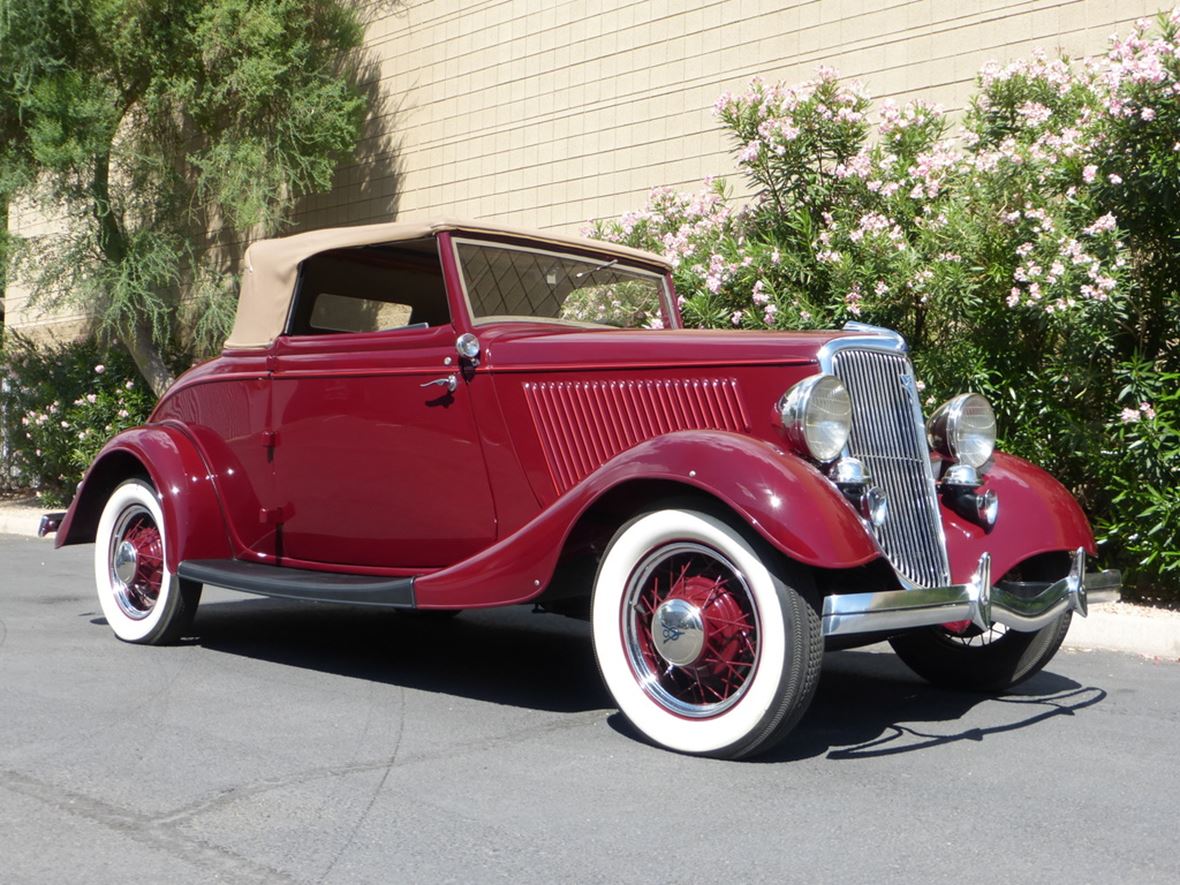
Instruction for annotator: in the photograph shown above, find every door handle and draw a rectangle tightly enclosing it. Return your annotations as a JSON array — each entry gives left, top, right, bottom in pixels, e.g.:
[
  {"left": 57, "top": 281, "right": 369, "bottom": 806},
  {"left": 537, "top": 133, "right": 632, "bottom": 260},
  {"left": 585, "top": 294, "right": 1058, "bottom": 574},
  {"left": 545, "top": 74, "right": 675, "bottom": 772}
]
[{"left": 420, "top": 374, "right": 457, "bottom": 393}]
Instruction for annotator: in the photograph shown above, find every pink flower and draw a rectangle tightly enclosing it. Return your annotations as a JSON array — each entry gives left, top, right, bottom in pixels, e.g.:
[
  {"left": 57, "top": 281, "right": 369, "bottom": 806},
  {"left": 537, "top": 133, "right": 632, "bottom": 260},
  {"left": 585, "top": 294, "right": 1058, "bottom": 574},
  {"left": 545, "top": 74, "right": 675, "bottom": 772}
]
[
  {"left": 844, "top": 285, "right": 864, "bottom": 316},
  {"left": 1084, "top": 213, "right": 1118, "bottom": 235},
  {"left": 1017, "top": 101, "right": 1052, "bottom": 125},
  {"left": 94, "top": 364, "right": 105, "bottom": 374},
  {"left": 1120, "top": 407, "right": 1141, "bottom": 424},
  {"left": 1082, "top": 164, "right": 1098, "bottom": 183},
  {"left": 86, "top": 394, "right": 97, "bottom": 404},
  {"left": 1108, "top": 173, "right": 1123, "bottom": 184},
  {"left": 1140, "top": 402, "right": 1156, "bottom": 420}
]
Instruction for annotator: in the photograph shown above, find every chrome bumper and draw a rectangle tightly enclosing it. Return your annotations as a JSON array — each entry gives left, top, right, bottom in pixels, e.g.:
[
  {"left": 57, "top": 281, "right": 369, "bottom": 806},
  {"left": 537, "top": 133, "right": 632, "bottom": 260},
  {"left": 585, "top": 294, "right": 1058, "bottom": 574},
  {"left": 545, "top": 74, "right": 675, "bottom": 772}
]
[{"left": 822, "top": 548, "right": 1121, "bottom": 638}]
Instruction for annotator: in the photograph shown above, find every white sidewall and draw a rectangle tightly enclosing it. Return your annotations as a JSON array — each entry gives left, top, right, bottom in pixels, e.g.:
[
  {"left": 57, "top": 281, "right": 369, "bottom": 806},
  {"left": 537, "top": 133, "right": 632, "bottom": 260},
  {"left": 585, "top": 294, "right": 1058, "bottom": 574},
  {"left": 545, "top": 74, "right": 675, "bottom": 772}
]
[
  {"left": 592, "top": 509, "right": 788, "bottom": 755},
  {"left": 93, "top": 480, "right": 173, "bottom": 643}
]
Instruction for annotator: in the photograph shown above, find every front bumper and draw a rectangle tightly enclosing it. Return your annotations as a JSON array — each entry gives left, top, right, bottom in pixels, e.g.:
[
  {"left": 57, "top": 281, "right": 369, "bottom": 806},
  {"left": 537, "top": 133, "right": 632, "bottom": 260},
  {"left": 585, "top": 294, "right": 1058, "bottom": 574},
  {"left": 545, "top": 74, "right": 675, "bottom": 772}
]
[{"left": 822, "top": 548, "right": 1121, "bottom": 638}]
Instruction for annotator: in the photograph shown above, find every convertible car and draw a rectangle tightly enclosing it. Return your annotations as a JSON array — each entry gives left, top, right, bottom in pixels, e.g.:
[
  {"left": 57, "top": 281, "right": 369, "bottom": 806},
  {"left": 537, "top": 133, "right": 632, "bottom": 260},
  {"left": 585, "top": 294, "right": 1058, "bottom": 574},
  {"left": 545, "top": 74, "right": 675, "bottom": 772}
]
[{"left": 44, "top": 219, "right": 1119, "bottom": 758}]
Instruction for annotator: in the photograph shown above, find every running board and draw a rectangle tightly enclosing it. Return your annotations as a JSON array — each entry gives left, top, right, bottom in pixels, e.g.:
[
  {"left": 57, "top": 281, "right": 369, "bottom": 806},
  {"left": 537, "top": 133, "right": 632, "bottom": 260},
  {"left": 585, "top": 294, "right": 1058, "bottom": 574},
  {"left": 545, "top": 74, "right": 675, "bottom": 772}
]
[{"left": 177, "top": 559, "right": 415, "bottom": 608}]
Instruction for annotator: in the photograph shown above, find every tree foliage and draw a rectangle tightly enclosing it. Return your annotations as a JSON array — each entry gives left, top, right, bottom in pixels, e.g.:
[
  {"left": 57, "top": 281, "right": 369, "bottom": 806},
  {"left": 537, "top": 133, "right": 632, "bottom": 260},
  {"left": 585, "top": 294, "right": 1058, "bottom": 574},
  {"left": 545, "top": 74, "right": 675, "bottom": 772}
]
[{"left": 0, "top": 0, "right": 368, "bottom": 393}]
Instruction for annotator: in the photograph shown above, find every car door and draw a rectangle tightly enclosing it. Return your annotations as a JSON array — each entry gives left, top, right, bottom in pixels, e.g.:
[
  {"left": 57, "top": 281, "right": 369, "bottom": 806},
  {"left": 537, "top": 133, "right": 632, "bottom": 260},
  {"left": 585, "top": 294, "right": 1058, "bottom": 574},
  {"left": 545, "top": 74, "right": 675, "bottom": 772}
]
[{"left": 267, "top": 246, "right": 498, "bottom": 571}]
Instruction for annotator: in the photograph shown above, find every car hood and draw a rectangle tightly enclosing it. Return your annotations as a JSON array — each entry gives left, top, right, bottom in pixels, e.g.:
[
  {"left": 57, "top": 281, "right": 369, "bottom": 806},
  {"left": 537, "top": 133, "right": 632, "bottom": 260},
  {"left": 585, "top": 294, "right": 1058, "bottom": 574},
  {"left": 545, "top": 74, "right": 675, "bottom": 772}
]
[{"left": 477, "top": 323, "right": 855, "bottom": 372}]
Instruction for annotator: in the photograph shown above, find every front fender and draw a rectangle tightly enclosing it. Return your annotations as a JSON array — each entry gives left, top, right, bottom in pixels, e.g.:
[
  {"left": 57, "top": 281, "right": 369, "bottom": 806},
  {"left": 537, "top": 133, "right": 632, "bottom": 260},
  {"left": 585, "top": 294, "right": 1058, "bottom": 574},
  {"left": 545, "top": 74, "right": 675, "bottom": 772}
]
[
  {"left": 414, "top": 430, "right": 879, "bottom": 608},
  {"left": 55, "top": 422, "right": 233, "bottom": 571},
  {"left": 943, "top": 451, "right": 1095, "bottom": 582}
]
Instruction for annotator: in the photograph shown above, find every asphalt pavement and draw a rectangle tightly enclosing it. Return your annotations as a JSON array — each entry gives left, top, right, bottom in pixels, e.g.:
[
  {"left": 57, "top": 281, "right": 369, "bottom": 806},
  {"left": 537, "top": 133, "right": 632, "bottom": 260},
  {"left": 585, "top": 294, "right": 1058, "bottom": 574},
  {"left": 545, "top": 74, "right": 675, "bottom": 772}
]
[{"left": 1, "top": 534, "right": 1178, "bottom": 884}]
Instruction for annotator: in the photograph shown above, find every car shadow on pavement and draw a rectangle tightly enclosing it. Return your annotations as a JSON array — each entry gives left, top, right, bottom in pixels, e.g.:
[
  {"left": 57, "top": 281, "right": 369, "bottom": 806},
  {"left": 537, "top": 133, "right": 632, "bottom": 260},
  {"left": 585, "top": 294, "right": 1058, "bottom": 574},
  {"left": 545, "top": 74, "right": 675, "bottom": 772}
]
[
  {"left": 171, "top": 597, "right": 1107, "bottom": 757},
  {"left": 751, "top": 650, "right": 1107, "bottom": 763},
  {"left": 186, "top": 597, "right": 613, "bottom": 714}
]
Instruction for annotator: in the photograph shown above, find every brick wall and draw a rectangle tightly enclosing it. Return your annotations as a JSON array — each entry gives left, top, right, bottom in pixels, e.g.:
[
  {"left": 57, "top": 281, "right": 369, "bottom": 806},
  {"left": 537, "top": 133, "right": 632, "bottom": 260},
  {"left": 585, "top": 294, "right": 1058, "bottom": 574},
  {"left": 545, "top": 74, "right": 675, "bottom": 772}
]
[{"left": 291, "top": 0, "right": 1161, "bottom": 234}]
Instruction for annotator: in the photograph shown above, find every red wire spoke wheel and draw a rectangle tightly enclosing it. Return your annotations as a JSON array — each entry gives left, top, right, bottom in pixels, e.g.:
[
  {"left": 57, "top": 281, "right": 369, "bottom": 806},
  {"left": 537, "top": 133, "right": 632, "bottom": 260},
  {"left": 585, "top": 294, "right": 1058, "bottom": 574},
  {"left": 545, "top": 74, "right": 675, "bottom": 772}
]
[
  {"left": 93, "top": 479, "right": 202, "bottom": 645},
  {"left": 624, "top": 542, "right": 760, "bottom": 718},
  {"left": 593, "top": 509, "right": 821, "bottom": 759},
  {"left": 108, "top": 506, "right": 165, "bottom": 620}
]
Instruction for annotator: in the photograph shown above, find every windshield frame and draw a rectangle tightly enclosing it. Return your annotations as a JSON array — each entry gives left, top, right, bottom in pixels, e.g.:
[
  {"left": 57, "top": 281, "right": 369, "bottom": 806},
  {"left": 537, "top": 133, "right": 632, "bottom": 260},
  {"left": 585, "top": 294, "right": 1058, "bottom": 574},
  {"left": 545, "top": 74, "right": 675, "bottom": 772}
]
[{"left": 449, "top": 236, "right": 676, "bottom": 331}]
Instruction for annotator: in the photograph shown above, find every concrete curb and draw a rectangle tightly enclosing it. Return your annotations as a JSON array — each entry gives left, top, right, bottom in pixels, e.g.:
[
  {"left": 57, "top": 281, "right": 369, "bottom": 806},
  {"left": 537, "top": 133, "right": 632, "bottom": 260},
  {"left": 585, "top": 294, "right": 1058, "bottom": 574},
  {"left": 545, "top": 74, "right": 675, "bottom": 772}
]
[
  {"left": 2, "top": 502, "right": 1176, "bottom": 660},
  {"left": 0, "top": 503, "right": 47, "bottom": 539},
  {"left": 1062, "top": 603, "right": 1180, "bottom": 659}
]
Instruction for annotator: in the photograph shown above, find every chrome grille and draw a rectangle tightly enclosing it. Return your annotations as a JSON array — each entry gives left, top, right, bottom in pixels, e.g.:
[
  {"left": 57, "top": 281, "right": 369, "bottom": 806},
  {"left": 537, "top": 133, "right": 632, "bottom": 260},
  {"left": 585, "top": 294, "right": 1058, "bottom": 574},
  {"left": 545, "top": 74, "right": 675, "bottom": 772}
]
[{"left": 830, "top": 348, "right": 950, "bottom": 587}]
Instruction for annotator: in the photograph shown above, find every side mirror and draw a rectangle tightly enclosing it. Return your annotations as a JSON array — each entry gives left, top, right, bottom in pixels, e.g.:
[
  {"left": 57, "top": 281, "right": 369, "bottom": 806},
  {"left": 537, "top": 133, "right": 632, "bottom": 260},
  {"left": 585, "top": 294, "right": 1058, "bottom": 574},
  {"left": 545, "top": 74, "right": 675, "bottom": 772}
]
[{"left": 456, "top": 332, "right": 481, "bottom": 366}]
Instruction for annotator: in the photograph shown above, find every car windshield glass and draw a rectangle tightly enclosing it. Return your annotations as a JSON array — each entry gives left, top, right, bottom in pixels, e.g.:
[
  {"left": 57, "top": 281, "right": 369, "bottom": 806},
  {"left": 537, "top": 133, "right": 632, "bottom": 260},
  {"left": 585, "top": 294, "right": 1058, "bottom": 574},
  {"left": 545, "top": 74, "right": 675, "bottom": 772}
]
[{"left": 455, "top": 240, "right": 666, "bottom": 329}]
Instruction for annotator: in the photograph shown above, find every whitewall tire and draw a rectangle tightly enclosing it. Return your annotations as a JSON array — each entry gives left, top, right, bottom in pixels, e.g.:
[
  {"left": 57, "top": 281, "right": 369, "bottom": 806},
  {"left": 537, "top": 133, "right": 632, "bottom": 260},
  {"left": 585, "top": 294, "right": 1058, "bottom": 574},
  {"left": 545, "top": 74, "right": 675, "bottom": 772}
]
[
  {"left": 93, "top": 478, "right": 201, "bottom": 644},
  {"left": 591, "top": 509, "right": 821, "bottom": 759}
]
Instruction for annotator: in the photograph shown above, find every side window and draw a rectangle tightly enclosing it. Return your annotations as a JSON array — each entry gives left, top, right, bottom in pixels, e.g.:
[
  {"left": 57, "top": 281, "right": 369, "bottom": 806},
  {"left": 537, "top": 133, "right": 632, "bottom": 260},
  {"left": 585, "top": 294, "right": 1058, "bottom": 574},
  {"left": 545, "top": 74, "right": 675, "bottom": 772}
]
[
  {"left": 287, "top": 240, "right": 449, "bottom": 335},
  {"left": 308, "top": 293, "right": 414, "bottom": 333}
]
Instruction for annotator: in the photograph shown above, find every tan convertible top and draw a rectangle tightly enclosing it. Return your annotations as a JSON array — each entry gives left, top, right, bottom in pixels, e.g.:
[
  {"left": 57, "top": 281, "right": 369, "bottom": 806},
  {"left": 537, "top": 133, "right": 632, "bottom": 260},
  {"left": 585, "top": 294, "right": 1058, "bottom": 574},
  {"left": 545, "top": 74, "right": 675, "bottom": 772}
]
[{"left": 225, "top": 218, "right": 670, "bottom": 349}]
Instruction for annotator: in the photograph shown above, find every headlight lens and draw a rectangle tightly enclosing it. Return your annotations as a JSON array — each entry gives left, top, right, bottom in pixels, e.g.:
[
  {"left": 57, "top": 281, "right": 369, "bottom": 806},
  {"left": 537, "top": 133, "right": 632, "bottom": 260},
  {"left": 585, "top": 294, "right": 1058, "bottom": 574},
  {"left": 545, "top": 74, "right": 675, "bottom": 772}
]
[
  {"left": 779, "top": 374, "right": 852, "bottom": 463},
  {"left": 927, "top": 393, "right": 996, "bottom": 469}
]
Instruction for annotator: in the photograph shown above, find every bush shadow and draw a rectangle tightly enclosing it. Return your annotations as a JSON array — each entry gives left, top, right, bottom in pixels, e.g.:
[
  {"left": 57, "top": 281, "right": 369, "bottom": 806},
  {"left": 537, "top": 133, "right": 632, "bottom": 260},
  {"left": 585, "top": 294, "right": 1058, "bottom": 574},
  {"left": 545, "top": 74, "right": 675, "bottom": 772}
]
[{"left": 287, "top": 2, "right": 410, "bottom": 235}]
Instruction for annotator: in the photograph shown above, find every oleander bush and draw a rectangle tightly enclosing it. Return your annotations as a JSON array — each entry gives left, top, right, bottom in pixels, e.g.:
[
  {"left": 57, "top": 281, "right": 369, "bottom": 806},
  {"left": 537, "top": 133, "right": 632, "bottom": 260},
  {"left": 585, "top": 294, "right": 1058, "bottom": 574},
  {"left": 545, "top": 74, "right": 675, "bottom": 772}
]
[
  {"left": 594, "top": 12, "right": 1180, "bottom": 605},
  {"left": 0, "top": 336, "right": 155, "bottom": 504}
]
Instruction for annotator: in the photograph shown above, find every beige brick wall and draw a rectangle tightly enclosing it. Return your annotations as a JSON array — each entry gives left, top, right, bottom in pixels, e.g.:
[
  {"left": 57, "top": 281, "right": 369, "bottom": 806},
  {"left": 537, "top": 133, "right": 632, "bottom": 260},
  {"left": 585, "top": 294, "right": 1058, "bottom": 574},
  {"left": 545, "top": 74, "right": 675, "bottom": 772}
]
[
  {"left": 4, "top": 196, "right": 89, "bottom": 340},
  {"left": 290, "top": 0, "right": 1163, "bottom": 236},
  {"left": 6, "top": 0, "right": 1167, "bottom": 334}
]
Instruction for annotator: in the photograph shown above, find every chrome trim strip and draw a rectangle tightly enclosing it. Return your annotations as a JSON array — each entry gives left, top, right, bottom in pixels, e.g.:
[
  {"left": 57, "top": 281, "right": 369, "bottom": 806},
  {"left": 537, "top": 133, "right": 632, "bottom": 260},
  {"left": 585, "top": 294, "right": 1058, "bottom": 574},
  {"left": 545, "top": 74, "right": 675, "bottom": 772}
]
[
  {"left": 821, "top": 548, "right": 1123, "bottom": 637},
  {"left": 840, "top": 321, "right": 908, "bottom": 348}
]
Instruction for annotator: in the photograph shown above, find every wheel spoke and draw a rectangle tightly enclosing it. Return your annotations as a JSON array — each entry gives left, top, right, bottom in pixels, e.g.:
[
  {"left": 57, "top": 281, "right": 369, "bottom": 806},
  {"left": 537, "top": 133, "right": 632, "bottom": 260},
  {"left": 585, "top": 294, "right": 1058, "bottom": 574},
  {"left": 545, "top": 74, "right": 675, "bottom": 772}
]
[
  {"left": 622, "top": 542, "right": 760, "bottom": 719},
  {"left": 109, "top": 506, "right": 164, "bottom": 620}
]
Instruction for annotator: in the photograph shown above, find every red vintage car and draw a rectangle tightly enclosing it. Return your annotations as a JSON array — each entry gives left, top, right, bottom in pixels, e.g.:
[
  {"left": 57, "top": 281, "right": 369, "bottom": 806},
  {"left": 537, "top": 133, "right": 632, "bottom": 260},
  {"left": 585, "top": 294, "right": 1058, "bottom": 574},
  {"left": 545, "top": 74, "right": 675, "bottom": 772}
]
[{"left": 46, "top": 219, "right": 1120, "bottom": 758}]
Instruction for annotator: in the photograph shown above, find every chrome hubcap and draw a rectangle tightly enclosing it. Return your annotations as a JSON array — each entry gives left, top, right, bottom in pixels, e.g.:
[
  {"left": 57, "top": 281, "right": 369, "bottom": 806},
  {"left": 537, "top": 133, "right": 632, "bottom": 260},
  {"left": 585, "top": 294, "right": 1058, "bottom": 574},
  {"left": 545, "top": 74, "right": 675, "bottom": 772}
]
[
  {"left": 651, "top": 598, "right": 705, "bottom": 666},
  {"left": 107, "top": 504, "right": 164, "bottom": 621},
  {"left": 114, "top": 541, "right": 138, "bottom": 584}
]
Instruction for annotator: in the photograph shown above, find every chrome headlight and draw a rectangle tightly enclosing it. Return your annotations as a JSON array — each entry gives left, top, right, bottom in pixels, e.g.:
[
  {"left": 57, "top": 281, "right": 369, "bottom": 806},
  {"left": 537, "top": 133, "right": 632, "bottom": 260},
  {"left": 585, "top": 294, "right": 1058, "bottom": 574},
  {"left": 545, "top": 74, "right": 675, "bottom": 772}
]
[
  {"left": 927, "top": 393, "right": 996, "bottom": 469},
  {"left": 778, "top": 374, "right": 852, "bottom": 463}
]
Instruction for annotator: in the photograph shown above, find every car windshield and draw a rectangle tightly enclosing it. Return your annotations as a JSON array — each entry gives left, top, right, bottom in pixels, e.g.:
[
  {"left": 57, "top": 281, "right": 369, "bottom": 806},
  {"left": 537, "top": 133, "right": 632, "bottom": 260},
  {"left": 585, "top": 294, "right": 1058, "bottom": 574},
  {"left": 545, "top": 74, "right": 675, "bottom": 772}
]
[{"left": 454, "top": 239, "right": 667, "bottom": 329}]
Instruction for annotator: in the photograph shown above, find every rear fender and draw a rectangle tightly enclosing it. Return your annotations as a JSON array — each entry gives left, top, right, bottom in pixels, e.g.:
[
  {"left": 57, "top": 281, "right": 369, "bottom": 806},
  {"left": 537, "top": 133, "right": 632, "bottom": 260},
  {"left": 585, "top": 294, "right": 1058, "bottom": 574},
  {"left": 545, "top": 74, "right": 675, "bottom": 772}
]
[
  {"left": 414, "top": 430, "right": 879, "bottom": 608},
  {"left": 943, "top": 452, "right": 1096, "bottom": 582},
  {"left": 55, "top": 423, "right": 233, "bottom": 571}
]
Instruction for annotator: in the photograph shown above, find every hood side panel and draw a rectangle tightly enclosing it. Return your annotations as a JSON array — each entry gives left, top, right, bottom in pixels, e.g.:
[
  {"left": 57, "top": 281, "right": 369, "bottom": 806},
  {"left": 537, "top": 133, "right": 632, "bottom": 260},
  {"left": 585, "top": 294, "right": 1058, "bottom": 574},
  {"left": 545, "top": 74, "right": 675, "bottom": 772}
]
[{"left": 523, "top": 378, "right": 751, "bottom": 494}]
